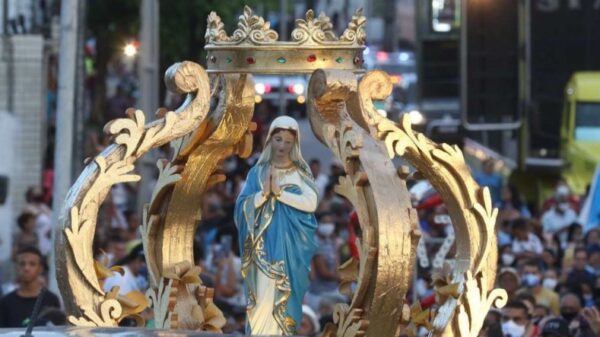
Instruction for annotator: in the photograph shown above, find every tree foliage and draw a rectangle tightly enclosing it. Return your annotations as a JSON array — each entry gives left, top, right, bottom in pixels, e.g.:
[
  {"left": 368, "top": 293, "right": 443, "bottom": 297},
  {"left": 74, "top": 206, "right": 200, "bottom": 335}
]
[{"left": 86, "top": 0, "right": 282, "bottom": 119}]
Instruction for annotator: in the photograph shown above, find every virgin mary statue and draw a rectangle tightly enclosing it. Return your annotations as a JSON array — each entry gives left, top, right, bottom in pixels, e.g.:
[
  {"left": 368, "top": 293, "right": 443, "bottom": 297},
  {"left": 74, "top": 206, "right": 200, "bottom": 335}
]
[{"left": 234, "top": 116, "right": 319, "bottom": 335}]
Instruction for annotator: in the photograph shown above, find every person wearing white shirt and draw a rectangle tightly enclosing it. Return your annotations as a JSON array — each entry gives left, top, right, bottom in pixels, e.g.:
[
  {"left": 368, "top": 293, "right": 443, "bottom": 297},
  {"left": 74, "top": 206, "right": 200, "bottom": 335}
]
[
  {"left": 512, "top": 219, "right": 543, "bottom": 259},
  {"left": 542, "top": 203, "right": 578, "bottom": 247},
  {"left": 103, "top": 244, "right": 146, "bottom": 295}
]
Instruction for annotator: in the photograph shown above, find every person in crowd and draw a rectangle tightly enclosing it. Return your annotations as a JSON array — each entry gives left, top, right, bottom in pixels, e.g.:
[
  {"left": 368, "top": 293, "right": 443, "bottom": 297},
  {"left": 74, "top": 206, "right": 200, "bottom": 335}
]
[
  {"left": 581, "top": 307, "right": 600, "bottom": 337},
  {"left": 542, "top": 269, "right": 560, "bottom": 292},
  {"left": 564, "top": 248, "right": 596, "bottom": 295},
  {"left": 306, "top": 213, "right": 341, "bottom": 311},
  {"left": 499, "top": 185, "right": 532, "bottom": 220},
  {"left": 541, "top": 249, "right": 559, "bottom": 271},
  {"left": 585, "top": 244, "right": 600, "bottom": 276},
  {"left": 542, "top": 182, "right": 580, "bottom": 214},
  {"left": 500, "top": 244, "right": 516, "bottom": 267},
  {"left": 533, "top": 305, "right": 551, "bottom": 325},
  {"left": 103, "top": 243, "right": 146, "bottom": 295},
  {"left": 518, "top": 260, "right": 560, "bottom": 315},
  {"left": 123, "top": 210, "right": 140, "bottom": 241},
  {"left": 515, "top": 292, "right": 537, "bottom": 320},
  {"left": 310, "top": 159, "right": 329, "bottom": 201},
  {"left": 501, "top": 300, "right": 537, "bottom": 337},
  {"left": 559, "top": 293, "right": 595, "bottom": 337},
  {"left": 105, "top": 236, "right": 128, "bottom": 267},
  {"left": 542, "top": 185, "right": 578, "bottom": 247},
  {"left": 498, "top": 268, "right": 522, "bottom": 301},
  {"left": 584, "top": 229, "right": 600, "bottom": 247},
  {"left": 474, "top": 158, "right": 503, "bottom": 206},
  {"left": 512, "top": 219, "right": 544, "bottom": 259},
  {"left": 0, "top": 247, "right": 61, "bottom": 327},
  {"left": 12, "top": 212, "right": 39, "bottom": 255},
  {"left": 23, "top": 187, "right": 52, "bottom": 256},
  {"left": 329, "top": 161, "right": 345, "bottom": 186},
  {"left": 497, "top": 219, "right": 514, "bottom": 248},
  {"left": 540, "top": 318, "right": 572, "bottom": 337},
  {"left": 298, "top": 305, "right": 320, "bottom": 337}
]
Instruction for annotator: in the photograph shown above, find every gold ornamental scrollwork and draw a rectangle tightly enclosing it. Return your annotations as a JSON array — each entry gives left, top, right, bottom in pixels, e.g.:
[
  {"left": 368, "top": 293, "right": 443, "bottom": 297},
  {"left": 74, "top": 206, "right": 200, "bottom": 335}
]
[
  {"left": 141, "top": 73, "right": 255, "bottom": 330},
  {"left": 309, "top": 69, "right": 420, "bottom": 337},
  {"left": 345, "top": 69, "right": 507, "bottom": 337},
  {"left": 55, "top": 61, "right": 212, "bottom": 327}
]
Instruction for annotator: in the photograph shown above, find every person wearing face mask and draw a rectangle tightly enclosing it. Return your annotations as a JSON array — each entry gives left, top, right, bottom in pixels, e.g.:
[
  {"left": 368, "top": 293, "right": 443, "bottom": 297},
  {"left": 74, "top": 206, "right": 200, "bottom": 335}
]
[
  {"left": 541, "top": 185, "right": 578, "bottom": 248},
  {"left": 559, "top": 293, "right": 596, "bottom": 337},
  {"left": 306, "top": 213, "right": 341, "bottom": 312},
  {"left": 502, "top": 301, "right": 537, "bottom": 337},
  {"left": 542, "top": 269, "right": 560, "bottom": 292},
  {"left": 518, "top": 261, "right": 560, "bottom": 316},
  {"left": 500, "top": 245, "right": 516, "bottom": 267}
]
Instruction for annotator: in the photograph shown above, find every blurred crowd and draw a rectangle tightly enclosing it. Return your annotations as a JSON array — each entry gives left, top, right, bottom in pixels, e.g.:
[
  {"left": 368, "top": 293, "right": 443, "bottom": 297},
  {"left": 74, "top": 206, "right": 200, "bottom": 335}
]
[{"left": 1, "top": 117, "right": 600, "bottom": 337}]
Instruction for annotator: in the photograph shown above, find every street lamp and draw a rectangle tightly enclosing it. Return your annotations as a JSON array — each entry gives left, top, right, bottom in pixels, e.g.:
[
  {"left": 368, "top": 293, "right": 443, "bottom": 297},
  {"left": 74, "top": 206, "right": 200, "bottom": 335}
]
[{"left": 124, "top": 42, "right": 138, "bottom": 57}]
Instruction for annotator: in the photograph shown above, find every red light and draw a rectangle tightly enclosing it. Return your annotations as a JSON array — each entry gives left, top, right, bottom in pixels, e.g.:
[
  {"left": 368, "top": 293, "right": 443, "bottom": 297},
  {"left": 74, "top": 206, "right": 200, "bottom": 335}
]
[
  {"left": 264, "top": 84, "right": 272, "bottom": 93},
  {"left": 390, "top": 74, "right": 403, "bottom": 85},
  {"left": 376, "top": 51, "right": 389, "bottom": 62},
  {"left": 287, "top": 85, "right": 294, "bottom": 93}
]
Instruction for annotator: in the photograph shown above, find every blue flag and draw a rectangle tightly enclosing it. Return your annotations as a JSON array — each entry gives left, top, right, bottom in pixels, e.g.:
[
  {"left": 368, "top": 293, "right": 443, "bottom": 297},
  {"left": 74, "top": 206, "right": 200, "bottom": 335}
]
[{"left": 581, "top": 164, "right": 600, "bottom": 232}]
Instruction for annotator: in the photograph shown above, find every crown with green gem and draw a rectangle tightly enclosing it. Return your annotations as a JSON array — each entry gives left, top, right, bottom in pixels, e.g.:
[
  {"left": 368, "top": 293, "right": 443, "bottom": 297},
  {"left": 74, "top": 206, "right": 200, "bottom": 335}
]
[{"left": 204, "top": 6, "right": 366, "bottom": 74}]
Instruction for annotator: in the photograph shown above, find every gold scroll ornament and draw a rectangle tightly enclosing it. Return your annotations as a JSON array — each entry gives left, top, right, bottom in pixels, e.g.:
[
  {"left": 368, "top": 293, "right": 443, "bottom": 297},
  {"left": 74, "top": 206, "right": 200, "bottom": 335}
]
[
  {"left": 142, "top": 73, "right": 255, "bottom": 330},
  {"left": 310, "top": 69, "right": 507, "bottom": 337},
  {"left": 55, "top": 61, "right": 225, "bottom": 328}
]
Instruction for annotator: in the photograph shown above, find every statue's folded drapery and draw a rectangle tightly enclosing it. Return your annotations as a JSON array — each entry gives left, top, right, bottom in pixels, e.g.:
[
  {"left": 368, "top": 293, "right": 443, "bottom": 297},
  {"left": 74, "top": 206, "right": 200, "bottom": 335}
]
[{"left": 234, "top": 163, "right": 318, "bottom": 335}]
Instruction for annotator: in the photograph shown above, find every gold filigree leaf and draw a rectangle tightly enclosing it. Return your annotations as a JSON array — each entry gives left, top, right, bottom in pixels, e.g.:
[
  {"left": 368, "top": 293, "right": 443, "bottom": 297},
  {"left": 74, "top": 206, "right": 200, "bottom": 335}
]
[
  {"left": 206, "top": 12, "right": 229, "bottom": 43},
  {"left": 332, "top": 304, "right": 367, "bottom": 337},
  {"left": 230, "top": 6, "right": 278, "bottom": 44},
  {"left": 146, "top": 279, "right": 174, "bottom": 329},
  {"left": 338, "top": 257, "right": 359, "bottom": 296},
  {"left": 436, "top": 283, "right": 461, "bottom": 299},
  {"left": 95, "top": 260, "right": 126, "bottom": 286},
  {"left": 105, "top": 109, "right": 146, "bottom": 158},
  {"left": 81, "top": 156, "right": 141, "bottom": 211},
  {"left": 202, "top": 301, "right": 227, "bottom": 332},
  {"left": 140, "top": 209, "right": 160, "bottom": 285},
  {"left": 114, "top": 292, "right": 148, "bottom": 327},
  {"left": 317, "top": 12, "right": 337, "bottom": 41},
  {"left": 65, "top": 206, "right": 103, "bottom": 294},
  {"left": 410, "top": 302, "right": 431, "bottom": 330},
  {"left": 136, "top": 110, "right": 177, "bottom": 156},
  {"left": 180, "top": 271, "right": 202, "bottom": 285},
  {"left": 191, "top": 305, "right": 204, "bottom": 323},
  {"left": 291, "top": 9, "right": 337, "bottom": 44},
  {"left": 120, "top": 291, "right": 150, "bottom": 316},
  {"left": 68, "top": 315, "right": 100, "bottom": 327},
  {"left": 375, "top": 119, "right": 413, "bottom": 158},
  {"left": 150, "top": 160, "right": 182, "bottom": 204},
  {"left": 98, "top": 299, "right": 123, "bottom": 326},
  {"left": 487, "top": 288, "right": 509, "bottom": 309},
  {"left": 471, "top": 187, "right": 499, "bottom": 273},
  {"left": 456, "top": 306, "right": 471, "bottom": 337},
  {"left": 69, "top": 299, "right": 122, "bottom": 327},
  {"left": 340, "top": 8, "right": 366, "bottom": 44}
]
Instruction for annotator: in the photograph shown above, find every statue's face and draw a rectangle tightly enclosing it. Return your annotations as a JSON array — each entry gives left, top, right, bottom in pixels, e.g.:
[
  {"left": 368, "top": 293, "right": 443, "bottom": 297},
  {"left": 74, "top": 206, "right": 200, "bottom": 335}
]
[{"left": 271, "top": 129, "right": 295, "bottom": 160}]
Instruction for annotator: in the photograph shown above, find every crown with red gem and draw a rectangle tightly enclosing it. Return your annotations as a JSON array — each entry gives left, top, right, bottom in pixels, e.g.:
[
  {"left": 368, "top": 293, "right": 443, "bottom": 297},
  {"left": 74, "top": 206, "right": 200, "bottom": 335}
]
[{"left": 204, "top": 6, "right": 366, "bottom": 74}]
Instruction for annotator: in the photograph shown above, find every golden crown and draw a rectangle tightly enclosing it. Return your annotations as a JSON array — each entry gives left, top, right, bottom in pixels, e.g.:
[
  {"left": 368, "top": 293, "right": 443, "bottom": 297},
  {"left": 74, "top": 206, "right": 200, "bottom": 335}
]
[{"left": 204, "top": 6, "right": 366, "bottom": 74}]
